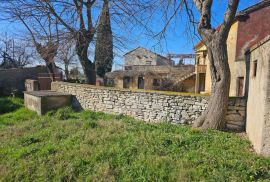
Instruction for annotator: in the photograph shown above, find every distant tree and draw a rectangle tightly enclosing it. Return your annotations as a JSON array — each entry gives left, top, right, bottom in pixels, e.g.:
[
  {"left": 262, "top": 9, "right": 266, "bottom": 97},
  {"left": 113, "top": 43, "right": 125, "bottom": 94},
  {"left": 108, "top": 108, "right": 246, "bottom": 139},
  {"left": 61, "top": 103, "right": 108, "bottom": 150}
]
[
  {"left": 176, "top": 59, "right": 184, "bottom": 66},
  {"left": 0, "top": 36, "right": 32, "bottom": 69},
  {"left": 94, "top": 0, "right": 113, "bottom": 78},
  {"left": 57, "top": 39, "right": 77, "bottom": 80},
  {"left": 69, "top": 67, "right": 83, "bottom": 81},
  {"left": 2, "top": 0, "right": 61, "bottom": 81}
]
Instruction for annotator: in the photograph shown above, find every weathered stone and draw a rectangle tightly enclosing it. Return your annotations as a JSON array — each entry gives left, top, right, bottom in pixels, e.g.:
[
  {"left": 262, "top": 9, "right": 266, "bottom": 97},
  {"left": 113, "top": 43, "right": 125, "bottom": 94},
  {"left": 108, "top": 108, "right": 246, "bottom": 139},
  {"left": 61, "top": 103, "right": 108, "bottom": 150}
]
[{"left": 51, "top": 82, "right": 246, "bottom": 131}]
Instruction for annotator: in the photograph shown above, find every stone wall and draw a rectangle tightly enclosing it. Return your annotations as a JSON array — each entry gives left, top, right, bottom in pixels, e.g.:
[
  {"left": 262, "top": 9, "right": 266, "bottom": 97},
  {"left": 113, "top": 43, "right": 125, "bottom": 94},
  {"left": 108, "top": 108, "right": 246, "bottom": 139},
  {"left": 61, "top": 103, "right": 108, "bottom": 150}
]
[
  {"left": 0, "top": 66, "right": 48, "bottom": 96},
  {"left": 246, "top": 37, "right": 270, "bottom": 156},
  {"left": 52, "top": 82, "right": 246, "bottom": 131}
]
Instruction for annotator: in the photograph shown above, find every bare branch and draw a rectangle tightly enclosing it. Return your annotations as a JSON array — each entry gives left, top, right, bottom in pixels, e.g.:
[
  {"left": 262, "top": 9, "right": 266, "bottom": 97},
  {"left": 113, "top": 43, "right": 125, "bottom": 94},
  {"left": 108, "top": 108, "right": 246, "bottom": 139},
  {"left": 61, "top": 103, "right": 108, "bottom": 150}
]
[{"left": 219, "top": 0, "right": 240, "bottom": 37}]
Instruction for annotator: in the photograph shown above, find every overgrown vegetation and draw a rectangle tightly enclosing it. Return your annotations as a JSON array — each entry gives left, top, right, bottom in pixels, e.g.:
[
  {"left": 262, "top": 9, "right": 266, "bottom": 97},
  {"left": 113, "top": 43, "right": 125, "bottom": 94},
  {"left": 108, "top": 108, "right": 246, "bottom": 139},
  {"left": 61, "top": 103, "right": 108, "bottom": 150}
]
[{"left": 0, "top": 97, "right": 270, "bottom": 181}]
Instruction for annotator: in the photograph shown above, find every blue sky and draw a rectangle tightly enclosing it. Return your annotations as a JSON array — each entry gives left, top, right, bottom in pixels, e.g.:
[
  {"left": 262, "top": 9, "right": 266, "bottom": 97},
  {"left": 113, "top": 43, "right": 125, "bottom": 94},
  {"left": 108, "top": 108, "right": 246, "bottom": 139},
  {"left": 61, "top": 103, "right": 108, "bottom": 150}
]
[{"left": 0, "top": 0, "right": 261, "bottom": 69}]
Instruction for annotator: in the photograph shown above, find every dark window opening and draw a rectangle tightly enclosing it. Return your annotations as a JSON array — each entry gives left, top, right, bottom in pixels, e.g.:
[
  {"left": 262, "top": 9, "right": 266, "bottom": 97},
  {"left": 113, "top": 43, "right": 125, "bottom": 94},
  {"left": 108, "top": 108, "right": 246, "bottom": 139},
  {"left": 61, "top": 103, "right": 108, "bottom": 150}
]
[
  {"left": 146, "top": 61, "right": 152, "bottom": 65},
  {"left": 253, "top": 60, "right": 257, "bottom": 77},
  {"left": 123, "top": 76, "right": 131, "bottom": 89},
  {"left": 125, "top": 66, "right": 132, "bottom": 70},
  {"left": 138, "top": 76, "right": 144, "bottom": 89},
  {"left": 152, "top": 79, "right": 160, "bottom": 86},
  {"left": 237, "top": 77, "right": 244, "bottom": 97}
]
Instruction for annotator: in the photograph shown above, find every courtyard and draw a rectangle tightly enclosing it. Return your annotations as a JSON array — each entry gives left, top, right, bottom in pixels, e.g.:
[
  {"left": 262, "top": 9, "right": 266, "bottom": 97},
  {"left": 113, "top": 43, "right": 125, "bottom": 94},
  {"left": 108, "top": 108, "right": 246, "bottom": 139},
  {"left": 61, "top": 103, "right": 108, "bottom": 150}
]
[{"left": 0, "top": 97, "right": 270, "bottom": 181}]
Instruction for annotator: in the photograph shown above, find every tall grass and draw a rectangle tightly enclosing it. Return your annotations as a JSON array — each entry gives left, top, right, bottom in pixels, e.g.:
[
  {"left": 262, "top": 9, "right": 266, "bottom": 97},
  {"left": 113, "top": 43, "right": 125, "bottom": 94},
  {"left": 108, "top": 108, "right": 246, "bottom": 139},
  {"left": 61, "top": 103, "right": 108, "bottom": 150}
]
[{"left": 0, "top": 97, "right": 270, "bottom": 181}]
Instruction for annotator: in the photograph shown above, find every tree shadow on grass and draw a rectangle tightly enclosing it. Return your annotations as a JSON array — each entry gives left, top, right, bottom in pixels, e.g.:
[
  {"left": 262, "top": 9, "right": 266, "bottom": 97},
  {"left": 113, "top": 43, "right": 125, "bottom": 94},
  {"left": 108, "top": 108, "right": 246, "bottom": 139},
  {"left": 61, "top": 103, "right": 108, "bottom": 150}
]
[{"left": 0, "top": 98, "right": 22, "bottom": 114}]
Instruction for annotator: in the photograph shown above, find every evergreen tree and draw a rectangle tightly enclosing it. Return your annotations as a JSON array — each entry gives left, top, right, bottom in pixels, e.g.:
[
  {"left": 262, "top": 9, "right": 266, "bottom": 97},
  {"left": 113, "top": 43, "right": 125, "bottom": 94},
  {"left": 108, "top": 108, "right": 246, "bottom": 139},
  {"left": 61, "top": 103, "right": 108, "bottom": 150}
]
[{"left": 94, "top": 0, "right": 113, "bottom": 78}]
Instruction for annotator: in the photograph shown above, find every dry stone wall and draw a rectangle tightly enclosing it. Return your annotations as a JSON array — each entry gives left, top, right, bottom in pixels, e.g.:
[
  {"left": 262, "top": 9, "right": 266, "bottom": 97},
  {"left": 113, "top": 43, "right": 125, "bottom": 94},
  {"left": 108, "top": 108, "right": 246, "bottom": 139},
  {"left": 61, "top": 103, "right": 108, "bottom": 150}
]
[{"left": 52, "top": 82, "right": 246, "bottom": 131}]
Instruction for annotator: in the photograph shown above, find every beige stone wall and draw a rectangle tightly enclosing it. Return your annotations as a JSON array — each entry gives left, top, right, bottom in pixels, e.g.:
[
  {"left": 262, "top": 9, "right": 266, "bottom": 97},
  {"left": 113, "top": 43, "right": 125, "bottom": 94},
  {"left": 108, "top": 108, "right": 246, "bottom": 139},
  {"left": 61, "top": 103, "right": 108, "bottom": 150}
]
[
  {"left": 124, "top": 48, "right": 171, "bottom": 66},
  {"left": 52, "top": 82, "right": 246, "bottom": 131},
  {"left": 246, "top": 38, "right": 270, "bottom": 155},
  {"left": 195, "top": 45, "right": 211, "bottom": 93},
  {"left": 227, "top": 22, "right": 246, "bottom": 96}
]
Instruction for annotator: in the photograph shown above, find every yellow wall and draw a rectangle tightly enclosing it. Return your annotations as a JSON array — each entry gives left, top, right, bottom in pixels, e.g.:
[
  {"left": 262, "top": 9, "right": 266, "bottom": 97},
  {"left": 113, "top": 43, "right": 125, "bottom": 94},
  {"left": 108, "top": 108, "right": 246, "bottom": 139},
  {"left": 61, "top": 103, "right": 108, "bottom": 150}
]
[
  {"left": 195, "top": 22, "right": 246, "bottom": 96},
  {"left": 195, "top": 45, "right": 211, "bottom": 93}
]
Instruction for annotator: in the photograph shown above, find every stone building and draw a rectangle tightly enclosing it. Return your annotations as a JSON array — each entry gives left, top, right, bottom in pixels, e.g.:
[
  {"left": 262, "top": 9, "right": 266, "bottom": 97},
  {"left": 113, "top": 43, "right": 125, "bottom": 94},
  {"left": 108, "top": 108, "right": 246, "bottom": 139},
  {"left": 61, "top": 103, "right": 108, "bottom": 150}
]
[
  {"left": 194, "top": 1, "right": 270, "bottom": 96},
  {"left": 124, "top": 47, "right": 174, "bottom": 68},
  {"left": 246, "top": 36, "right": 270, "bottom": 155},
  {"left": 106, "top": 47, "right": 197, "bottom": 92}
]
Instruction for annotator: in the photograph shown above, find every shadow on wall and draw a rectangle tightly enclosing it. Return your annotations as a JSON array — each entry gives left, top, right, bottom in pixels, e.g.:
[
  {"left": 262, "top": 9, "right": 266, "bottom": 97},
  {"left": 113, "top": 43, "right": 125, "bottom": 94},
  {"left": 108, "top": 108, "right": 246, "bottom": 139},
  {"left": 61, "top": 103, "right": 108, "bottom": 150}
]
[{"left": 71, "top": 96, "right": 83, "bottom": 112}]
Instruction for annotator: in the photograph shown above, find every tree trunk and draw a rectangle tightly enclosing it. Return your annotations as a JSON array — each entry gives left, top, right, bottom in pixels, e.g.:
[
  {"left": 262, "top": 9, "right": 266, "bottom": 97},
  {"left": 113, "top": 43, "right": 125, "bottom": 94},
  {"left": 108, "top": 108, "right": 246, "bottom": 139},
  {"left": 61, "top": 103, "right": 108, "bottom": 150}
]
[
  {"left": 193, "top": 40, "right": 231, "bottom": 130},
  {"left": 64, "top": 63, "right": 69, "bottom": 80},
  {"left": 75, "top": 33, "right": 96, "bottom": 85},
  {"left": 80, "top": 57, "right": 96, "bottom": 84},
  {"left": 46, "top": 62, "right": 56, "bottom": 82}
]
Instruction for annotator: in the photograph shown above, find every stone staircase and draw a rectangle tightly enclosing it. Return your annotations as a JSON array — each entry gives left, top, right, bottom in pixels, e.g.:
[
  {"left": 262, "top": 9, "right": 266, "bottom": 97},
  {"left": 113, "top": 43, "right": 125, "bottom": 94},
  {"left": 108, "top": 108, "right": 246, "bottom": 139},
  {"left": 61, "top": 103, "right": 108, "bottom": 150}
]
[{"left": 173, "top": 72, "right": 196, "bottom": 84}]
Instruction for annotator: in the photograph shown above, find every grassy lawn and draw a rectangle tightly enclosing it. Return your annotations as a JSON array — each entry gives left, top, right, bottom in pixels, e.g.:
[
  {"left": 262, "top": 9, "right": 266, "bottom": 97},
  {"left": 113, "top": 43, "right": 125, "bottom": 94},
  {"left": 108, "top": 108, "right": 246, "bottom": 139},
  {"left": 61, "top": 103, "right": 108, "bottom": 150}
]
[{"left": 0, "top": 97, "right": 270, "bottom": 181}]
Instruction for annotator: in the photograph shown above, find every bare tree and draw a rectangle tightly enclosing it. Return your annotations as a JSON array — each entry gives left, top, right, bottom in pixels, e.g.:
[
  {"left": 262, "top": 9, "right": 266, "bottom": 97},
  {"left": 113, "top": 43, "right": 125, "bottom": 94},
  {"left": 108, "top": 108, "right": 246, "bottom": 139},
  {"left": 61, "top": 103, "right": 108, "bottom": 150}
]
[
  {"left": 191, "top": 0, "right": 240, "bottom": 130},
  {"left": 1, "top": 0, "right": 61, "bottom": 81},
  {"left": 57, "top": 39, "right": 77, "bottom": 80},
  {"left": 44, "top": 0, "right": 98, "bottom": 84},
  {"left": 0, "top": 36, "right": 32, "bottom": 68}
]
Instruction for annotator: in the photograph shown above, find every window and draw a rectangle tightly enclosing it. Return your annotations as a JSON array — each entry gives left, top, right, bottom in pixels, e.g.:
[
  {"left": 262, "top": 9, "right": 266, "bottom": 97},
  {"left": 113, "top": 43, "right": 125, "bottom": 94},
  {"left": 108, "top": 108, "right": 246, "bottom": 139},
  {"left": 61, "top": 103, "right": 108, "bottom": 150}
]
[
  {"left": 152, "top": 79, "right": 160, "bottom": 86},
  {"left": 237, "top": 77, "right": 244, "bottom": 97},
  {"left": 146, "top": 61, "right": 152, "bottom": 65},
  {"left": 125, "top": 66, "right": 132, "bottom": 70},
  {"left": 253, "top": 60, "right": 258, "bottom": 77}
]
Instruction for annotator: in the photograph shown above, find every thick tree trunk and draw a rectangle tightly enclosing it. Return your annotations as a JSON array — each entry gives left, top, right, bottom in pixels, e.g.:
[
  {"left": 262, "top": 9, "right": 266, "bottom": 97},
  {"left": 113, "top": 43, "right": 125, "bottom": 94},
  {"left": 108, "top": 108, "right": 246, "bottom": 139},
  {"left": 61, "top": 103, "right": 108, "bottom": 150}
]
[
  {"left": 193, "top": 40, "right": 231, "bottom": 130},
  {"left": 46, "top": 62, "right": 57, "bottom": 82},
  {"left": 79, "top": 56, "right": 96, "bottom": 84},
  {"left": 75, "top": 33, "right": 96, "bottom": 85}
]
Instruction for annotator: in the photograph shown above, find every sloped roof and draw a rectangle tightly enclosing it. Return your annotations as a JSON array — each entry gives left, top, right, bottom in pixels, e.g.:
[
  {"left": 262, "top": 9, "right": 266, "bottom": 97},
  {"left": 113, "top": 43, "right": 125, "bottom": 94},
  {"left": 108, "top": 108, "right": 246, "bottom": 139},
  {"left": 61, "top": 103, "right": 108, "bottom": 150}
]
[
  {"left": 249, "top": 35, "right": 270, "bottom": 52},
  {"left": 123, "top": 47, "right": 171, "bottom": 61},
  {"left": 236, "top": 0, "right": 270, "bottom": 18}
]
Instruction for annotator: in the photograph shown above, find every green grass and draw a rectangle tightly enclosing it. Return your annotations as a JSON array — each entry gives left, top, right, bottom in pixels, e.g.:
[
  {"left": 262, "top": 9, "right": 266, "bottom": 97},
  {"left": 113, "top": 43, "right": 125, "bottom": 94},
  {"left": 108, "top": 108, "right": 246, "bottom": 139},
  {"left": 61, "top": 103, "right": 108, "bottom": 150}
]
[{"left": 0, "top": 97, "right": 270, "bottom": 181}]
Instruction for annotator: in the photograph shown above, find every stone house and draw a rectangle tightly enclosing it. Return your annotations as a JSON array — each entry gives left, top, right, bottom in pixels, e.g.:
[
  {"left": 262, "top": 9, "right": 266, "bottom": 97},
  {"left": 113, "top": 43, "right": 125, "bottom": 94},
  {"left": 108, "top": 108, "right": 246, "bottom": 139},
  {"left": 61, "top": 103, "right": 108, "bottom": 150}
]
[
  {"left": 194, "top": 1, "right": 270, "bottom": 96},
  {"left": 106, "top": 47, "right": 197, "bottom": 92},
  {"left": 124, "top": 47, "right": 174, "bottom": 68},
  {"left": 246, "top": 36, "right": 270, "bottom": 155}
]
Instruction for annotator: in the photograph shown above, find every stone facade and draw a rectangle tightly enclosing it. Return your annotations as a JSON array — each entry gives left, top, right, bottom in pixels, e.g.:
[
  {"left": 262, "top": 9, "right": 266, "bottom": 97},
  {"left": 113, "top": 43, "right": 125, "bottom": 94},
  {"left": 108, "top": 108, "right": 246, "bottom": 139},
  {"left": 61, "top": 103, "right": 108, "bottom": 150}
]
[
  {"left": 52, "top": 82, "right": 246, "bottom": 131},
  {"left": 124, "top": 47, "right": 173, "bottom": 66},
  {"left": 106, "top": 65, "right": 196, "bottom": 92},
  {"left": 246, "top": 36, "right": 270, "bottom": 156}
]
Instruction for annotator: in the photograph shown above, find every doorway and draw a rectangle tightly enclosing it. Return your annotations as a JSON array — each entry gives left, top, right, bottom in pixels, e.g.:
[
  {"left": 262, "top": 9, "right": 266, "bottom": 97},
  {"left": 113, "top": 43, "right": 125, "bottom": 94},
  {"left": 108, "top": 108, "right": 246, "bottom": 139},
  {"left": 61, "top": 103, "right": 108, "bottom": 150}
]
[
  {"left": 138, "top": 76, "right": 144, "bottom": 89},
  {"left": 237, "top": 77, "right": 244, "bottom": 97},
  {"left": 199, "top": 73, "right": 206, "bottom": 92},
  {"left": 123, "top": 76, "right": 131, "bottom": 89}
]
